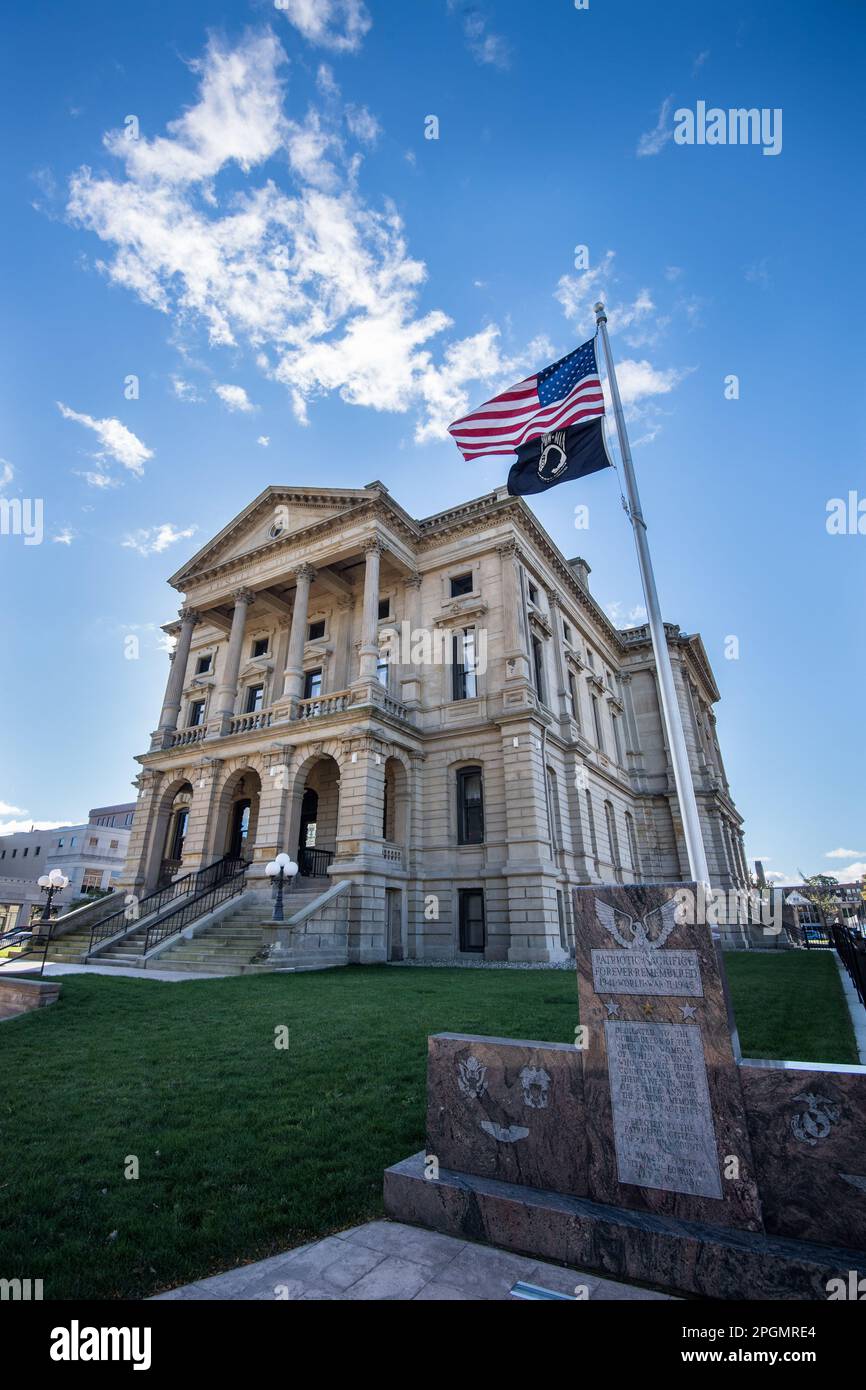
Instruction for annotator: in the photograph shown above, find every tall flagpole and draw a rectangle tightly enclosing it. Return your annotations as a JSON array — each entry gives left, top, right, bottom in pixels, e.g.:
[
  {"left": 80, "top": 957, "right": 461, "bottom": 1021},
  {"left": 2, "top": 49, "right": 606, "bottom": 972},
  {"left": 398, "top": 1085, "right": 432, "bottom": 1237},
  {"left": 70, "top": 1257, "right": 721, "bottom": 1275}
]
[{"left": 594, "top": 301, "right": 711, "bottom": 887}]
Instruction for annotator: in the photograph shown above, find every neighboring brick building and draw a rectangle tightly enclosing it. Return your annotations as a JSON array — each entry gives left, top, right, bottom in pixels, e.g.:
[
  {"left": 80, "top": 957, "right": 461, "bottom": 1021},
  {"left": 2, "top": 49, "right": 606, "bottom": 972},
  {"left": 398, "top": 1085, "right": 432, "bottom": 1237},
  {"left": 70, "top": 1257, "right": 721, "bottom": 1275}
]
[{"left": 118, "top": 481, "right": 746, "bottom": 963}]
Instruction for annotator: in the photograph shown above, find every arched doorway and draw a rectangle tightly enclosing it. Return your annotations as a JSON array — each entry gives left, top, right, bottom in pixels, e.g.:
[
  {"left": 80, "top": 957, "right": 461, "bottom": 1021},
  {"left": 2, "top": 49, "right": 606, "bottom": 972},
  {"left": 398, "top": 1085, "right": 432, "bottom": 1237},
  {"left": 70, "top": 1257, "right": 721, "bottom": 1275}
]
[
  {"left": 156, "top": 781, "right": 193, "bottom": 889},
  {"left": 382, "top": 756, "right": 409, "bottom": 848},
  {"left": 216, "top": 768, "right": 262, "bottom": 864},
  {"left": 288, "top": 754, "right": 341, "bottom": 878}
]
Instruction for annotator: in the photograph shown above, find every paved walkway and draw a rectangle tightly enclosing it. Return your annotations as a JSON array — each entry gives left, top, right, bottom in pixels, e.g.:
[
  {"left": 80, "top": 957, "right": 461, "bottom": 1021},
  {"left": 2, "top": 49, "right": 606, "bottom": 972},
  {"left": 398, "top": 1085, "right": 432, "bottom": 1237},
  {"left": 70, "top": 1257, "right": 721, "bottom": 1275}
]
[
  {"left": 0, "top": 959, "right": 222, "bottom": 982},
  {"left": 151, "top": 1221, "right": 673, "bottom": 1301}
]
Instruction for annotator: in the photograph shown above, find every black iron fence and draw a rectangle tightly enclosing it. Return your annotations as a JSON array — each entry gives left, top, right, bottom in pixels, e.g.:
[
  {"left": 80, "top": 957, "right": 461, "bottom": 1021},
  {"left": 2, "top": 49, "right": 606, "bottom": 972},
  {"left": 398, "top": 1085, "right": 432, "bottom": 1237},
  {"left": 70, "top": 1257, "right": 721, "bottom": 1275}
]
[
  {"left": 143, "top": 860, "right": 248, "bottom": 955},
  {"left": 832, "top": 923, "right": 866, "bottom": 1009},
  {"left": 88, "top": 857, "right": 245, "bottom": 956},
  {"left": 297, "top": 847, "right": 335, "bottom": 878}
]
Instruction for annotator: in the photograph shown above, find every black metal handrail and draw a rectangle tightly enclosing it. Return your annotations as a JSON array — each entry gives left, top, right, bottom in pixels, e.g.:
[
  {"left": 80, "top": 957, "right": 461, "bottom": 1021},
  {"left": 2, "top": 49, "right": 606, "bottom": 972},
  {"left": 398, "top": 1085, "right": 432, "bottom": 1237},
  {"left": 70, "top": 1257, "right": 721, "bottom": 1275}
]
[
  {"left": 297, "top": 847, "right": 335, "bottom": 878},
  {"left": 88, "top": 857, "right": 245, "bottom": 956},
  {"left": 142, "top": 860, "right": 248, "bottom": 955},
  {"left": 832, "top": 923, "right": 866, "bottom": 1008}
]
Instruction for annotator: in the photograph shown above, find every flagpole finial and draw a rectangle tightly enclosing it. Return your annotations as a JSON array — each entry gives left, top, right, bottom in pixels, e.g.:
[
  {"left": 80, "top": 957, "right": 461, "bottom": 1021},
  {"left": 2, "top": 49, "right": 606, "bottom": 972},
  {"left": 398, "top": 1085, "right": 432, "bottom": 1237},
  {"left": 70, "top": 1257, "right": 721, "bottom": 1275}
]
[{"left": 594, "top": 301, "right": 607, "bottom": 323}]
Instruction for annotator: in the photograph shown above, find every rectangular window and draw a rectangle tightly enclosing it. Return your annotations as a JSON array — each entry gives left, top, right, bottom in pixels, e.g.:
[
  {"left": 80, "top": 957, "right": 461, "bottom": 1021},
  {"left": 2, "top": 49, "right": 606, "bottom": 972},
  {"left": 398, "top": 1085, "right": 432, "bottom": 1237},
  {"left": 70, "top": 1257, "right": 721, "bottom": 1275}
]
[
  {"left": 303, "top": 668, "right": 323, "bottom": 700},
  {"left": 195, "top": 654, "right": 212, "bottom": 675},
  {"left": 251, "top": 638, "right": 269, "bottom": 658},
  {"left": 188, "top": 699, "right": 206, "bottom": 727},
  {"left": 586, "top": 648, "right": 595, "bottom": 669},
  {"left": 458, "top": 888, "right": 486, "bottom": 952},
  {"left": 308, "top": 620, "right": 326, "bottom": 641},
  {"left": 457, "top": 767, "right": 484, "bottom": 845},
  {"left": 34, "top": 846, "right": 40, "bottom": 856},
  {"left": 612, "top": 713, "right": 624, "bottom": 765},
  {"left": 89, "top": 837, "right": 98, "bottom": 848},
  {"left": 527, "top": 581, "right": 539, "bottom": 605},
  {"left": 557, "top": 890, "right": 568, "bottom": 952},
  {"left": 11, "top": 849, "right": 16, "bottom": 858},
  {"left": 591, "top": 694, "right": 604, "bottom": 750},
  {"left": 451, "top": 627, "right": 478, "bottom": 700},
  {"left": 532, "top": 637, "right": 546, "bottom": 703},
  {"left": 22, "top": 847, "right": 28, "bottom": 857},
  {"left": 376, "top": 651, "right": 389, "bottom": 689},
  {"left": 82, "top": 869, "right": 102, "bottom": 893},
  {"left": 377, "top": 598, "right": 390, "bottom": 620},
  {"left": 110, "top": 840, "right": 119, "bottom": 850},
  {"left": 568, "top": 672, "right": 579, "bottom": 722},
  {"left": 57, "top": 838, "right": 64, "bottom": 848},
  {"left": 245, "top": 684, "right": 265, "bottom": 714},
  {"left": 562, "top": 622, "right": 572, "bottom": 644},
  {"left": 450, "top": 572, "right": 473, "bottom": 598}
]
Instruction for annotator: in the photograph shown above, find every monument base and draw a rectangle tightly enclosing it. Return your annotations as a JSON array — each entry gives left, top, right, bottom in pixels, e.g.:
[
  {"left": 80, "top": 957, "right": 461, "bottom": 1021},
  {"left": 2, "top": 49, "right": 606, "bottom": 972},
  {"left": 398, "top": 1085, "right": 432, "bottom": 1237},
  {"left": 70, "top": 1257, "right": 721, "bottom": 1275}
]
[{"left": 384, "top": 1152, "right": 866, "bottom": 1301}]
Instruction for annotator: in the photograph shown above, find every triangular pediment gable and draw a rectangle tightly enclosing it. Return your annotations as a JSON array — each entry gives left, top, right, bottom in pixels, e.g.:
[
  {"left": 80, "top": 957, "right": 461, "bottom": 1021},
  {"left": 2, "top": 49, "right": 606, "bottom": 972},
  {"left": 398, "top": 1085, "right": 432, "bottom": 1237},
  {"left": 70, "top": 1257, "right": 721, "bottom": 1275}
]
[{"left": 168, "top": 486, "right": 376, "bottom": 587}]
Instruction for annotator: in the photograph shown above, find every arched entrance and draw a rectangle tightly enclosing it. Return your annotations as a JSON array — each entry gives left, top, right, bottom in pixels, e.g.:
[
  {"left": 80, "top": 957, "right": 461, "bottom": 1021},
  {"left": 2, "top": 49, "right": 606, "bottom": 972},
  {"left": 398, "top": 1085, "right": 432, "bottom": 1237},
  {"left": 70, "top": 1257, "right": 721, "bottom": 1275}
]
[
  {"left": 382, "top": 756, "right": 409, "bottom": 847},
  {"left": 288, "top": 753, "right": 341, "bottom": 878},
  {"left": 154, "top": 780, "right": 193, "bottom": 889},
  {"left": 216, "top": 768, "right": 262, "bottom": 864}
]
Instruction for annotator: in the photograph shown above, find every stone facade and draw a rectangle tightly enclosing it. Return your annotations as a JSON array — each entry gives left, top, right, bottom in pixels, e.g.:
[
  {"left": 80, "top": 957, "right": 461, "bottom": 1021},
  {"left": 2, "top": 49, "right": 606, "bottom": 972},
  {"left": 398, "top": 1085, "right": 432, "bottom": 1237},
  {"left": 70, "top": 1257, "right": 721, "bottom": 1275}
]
[{"left": 118, "top": 481, "right": 747, "bottom": 964}]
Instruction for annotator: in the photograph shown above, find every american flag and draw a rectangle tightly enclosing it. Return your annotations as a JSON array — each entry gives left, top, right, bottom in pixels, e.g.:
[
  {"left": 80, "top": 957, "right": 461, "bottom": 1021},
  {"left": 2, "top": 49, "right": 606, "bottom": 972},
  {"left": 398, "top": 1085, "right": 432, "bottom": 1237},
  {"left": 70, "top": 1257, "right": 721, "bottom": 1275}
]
[{"left": 448, "top": 337, "right": 605, "bottom": 463}]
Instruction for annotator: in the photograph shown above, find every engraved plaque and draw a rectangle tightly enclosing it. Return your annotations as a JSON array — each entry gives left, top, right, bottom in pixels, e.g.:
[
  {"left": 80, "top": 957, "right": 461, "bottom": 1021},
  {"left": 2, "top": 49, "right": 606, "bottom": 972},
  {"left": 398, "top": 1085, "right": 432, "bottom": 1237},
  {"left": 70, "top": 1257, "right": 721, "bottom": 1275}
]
[
  {"left": 592, "top": 948, "right": 703, "bottom": 997},
  {"left": 605, "top": 1020, "right": 722, "bottom": 1199}
]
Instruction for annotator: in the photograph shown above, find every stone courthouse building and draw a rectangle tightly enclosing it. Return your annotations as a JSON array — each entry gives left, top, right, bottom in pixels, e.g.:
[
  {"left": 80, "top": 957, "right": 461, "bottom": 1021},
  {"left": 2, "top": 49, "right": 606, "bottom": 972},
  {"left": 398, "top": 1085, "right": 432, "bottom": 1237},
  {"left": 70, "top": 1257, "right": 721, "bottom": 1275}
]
[{"left": 119, "top": 481, "right": 747, "bottom": 964}]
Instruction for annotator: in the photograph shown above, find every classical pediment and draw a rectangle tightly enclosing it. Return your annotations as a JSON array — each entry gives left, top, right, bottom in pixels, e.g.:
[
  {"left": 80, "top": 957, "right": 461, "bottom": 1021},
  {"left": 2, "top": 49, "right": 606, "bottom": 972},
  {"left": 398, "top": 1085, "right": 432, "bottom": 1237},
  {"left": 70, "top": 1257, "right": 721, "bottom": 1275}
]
[{"left": 168, "top": 485, "right": 376, "bottom": 587}]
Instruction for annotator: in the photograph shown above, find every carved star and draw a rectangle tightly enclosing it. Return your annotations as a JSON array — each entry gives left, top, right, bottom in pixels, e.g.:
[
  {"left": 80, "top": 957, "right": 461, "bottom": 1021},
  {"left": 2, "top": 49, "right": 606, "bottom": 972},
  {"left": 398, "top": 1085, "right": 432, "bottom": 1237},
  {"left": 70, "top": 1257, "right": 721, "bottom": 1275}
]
[
  {"left": 604, "top": 1001, "right": 620, "bottom": 1017},
  {"left": 680, "top": 1004, "right": 698, "bottom": 1020},
  {"left": 642, "top": 1002, "right": 654, "bottom": 1017}
]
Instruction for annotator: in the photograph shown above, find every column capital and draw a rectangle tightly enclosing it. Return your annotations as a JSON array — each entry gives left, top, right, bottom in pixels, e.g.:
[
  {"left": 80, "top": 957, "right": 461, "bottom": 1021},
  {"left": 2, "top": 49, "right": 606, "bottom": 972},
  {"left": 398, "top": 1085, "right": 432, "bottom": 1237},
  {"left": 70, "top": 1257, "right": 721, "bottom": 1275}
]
[
  {"left": 496, "top": 539, "right": 523, "bottom": 561},
  {"left": 363, "top": 537, "right": 385, "bottom": 556},
  {"left": 231, "top": 587, "right": 256, "bottom": 606},
  {"left": 545, "top": 588, "right": 560, "bottom": 608},
  {"left": 405, "top": 572, "right": 422, "bottom": 589},
  {"left": 178, "top": 605, "right": 201, "bottom": 625},
  {"left": 293, "top": 564, "right": 316, "bottom": 584}
]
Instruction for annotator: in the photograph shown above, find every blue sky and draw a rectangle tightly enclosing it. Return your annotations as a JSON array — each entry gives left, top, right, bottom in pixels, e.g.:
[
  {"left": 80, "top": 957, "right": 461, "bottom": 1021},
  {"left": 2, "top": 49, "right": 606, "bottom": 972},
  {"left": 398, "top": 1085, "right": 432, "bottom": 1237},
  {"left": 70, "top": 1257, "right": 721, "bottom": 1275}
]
[{"left": 1, "top": 0, "right": 863, "bottom": 883}]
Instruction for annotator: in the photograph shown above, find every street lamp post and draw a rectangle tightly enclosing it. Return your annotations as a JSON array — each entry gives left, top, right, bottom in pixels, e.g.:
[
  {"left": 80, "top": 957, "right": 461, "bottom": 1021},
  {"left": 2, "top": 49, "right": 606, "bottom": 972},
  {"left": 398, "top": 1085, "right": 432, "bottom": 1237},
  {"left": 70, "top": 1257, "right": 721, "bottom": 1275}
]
[
  {"left": 265, "top": 854, "right": 299, "bottom": 923},
  {"left": 37, "top": 869, "right": 69, "bottom": 976}
]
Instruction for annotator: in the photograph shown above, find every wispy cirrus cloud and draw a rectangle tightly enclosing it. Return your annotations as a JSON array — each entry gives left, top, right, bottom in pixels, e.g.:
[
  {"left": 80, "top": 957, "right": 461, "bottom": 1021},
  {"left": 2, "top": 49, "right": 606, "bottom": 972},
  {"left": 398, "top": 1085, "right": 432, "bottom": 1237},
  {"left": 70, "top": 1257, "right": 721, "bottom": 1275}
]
[
  {"left": 277, "top": 0, "right": 372, "bottom": 54},
  {"left": 122, "top": 523, "right": 197, "bottom": 557},
  {"left": 64, "top": 30, "right": 541, "bottom": 445},
  {"left": 826, "top": 848, "right": 865, "bottom": 859},
  {"left": 58, "top": 402, "right": 153, "bottom": 477},
  {"left": 637, "top": 95, "right": 675, "bottom": 157}
]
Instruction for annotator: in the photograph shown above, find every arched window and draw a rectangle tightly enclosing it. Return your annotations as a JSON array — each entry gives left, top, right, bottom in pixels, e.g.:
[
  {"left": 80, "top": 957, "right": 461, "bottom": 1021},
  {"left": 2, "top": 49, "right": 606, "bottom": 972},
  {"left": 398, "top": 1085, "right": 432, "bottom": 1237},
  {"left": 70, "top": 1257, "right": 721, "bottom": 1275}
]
[
  {"left": 457, "top": 766, "right": 484, "bottom": 845},
  {"left": 604, "top": 800, "right": 621, "bottom": 869},
  {"left": 584, "top": 789, "right": 598, "bottom": 861}
]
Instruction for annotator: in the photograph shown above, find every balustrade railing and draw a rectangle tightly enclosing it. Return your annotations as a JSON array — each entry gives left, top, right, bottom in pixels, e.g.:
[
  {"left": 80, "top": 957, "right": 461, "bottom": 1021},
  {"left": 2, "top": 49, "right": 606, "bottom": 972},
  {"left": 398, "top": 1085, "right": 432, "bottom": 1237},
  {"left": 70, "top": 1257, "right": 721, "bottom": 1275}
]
[
  {"left": 229, "top": 710, "right": 274, "bottom": 735},
  {"left": 296, "top": 690, "right": 351, "bottom": 719}
]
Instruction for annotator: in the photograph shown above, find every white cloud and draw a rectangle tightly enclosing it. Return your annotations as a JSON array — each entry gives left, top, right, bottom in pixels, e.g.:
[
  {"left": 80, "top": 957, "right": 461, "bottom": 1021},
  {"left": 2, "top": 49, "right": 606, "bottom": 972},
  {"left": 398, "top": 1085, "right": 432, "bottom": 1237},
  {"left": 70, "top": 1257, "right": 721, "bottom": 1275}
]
[
  {"left": 63, "top": 31, "right": 551, "bottom": 446},
  {"left": 257, "top": 435, "right": 270, "bottom": 447},
  {"left": 52, "top": 528, "right": 75, "bottom": 545},
  {"left": 692, "top": 50, "right": 710, "bottom": 76},
  {"left": 0, "top": 817, "right": 73, "bottom": 837},
  {"left": 0, "top": 801, "right": 27, "bottom": 818},
  {"left": 122, "top": 523, "right": 197, "bottom": 556},
  {"left": 278, "top": 0, "right": 372, "bottom": 54},
  {"left": 213, "top": 382, "right": 257, "bottom": 413},
  {"left": 345, "top": 104, "right": 380, "bottom": 145},
  {"left": 0, "top": 459, "right": 13, "bottom": 488},
  {"left": 58, "top": 401, "right": 153, "bottom": 476},
  {"left": 826, "top": 847, "right": 865, "bottom": 859},
  {"left": 75, "top": 468, "right": 119, "bottom": 489},
  {"left": 637, "top": 96, "right": 675, "bottom": 157},
  {"left": 605, "top": 601, "right": 648, "bottom": 627},
  {"left": 172, "top": 376, "right": 204, "bottom": 403},
  {"left": 448, "top": 3, "right": 510, "bottom": 70},
  {"left": 839, "top": 861, "right": 866, "bottom": 879}
]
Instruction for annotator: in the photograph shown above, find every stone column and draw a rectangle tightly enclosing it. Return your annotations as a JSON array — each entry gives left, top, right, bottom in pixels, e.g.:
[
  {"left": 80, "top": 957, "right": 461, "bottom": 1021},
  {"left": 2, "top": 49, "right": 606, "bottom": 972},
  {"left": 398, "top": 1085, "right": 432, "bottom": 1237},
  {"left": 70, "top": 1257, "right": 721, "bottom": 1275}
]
[
  {"left": 282, "top": 564, "right": 315, "bottom": 700},
  {"left": 212, "top": 589, "right": 255, "bottom": 722},
  {"left": 157, "top": 607, "right": 199, "bottom": 731},
  {"left": 546, "top": 590, "right": 572, "bottom": 722},
  {"left": 497, "top": 541, "right": 532, "bottom": 697},
  {"left": 400, "top": 573, "right": 423, "bottom": 708},
  {"left": 356, "top": 540, "right": 383, "bottom": 682}
]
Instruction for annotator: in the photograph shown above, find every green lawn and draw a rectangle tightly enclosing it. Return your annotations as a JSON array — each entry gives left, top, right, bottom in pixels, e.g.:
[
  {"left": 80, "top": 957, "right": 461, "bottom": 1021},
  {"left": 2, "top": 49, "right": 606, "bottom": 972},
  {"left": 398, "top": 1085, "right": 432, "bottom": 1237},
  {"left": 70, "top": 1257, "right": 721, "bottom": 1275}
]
[{"left": 0, "top": 952, "right": 856, "bottom": 1300}]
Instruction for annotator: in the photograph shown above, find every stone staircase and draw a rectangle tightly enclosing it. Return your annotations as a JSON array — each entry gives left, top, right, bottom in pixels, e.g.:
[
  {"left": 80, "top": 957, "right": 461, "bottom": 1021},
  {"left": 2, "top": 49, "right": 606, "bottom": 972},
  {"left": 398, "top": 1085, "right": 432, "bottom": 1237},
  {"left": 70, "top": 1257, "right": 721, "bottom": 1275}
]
[{"left": 130, "top": 878, "right": 342, "bottom": 975}]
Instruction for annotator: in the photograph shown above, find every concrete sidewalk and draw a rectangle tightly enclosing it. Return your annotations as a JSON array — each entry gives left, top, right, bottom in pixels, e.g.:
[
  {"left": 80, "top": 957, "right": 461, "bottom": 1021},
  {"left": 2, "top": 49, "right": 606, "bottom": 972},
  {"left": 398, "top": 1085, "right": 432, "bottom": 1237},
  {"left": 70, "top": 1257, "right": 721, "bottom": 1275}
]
[{"left": 151, "top": 1220, "right": 674, "bottom": 1301}]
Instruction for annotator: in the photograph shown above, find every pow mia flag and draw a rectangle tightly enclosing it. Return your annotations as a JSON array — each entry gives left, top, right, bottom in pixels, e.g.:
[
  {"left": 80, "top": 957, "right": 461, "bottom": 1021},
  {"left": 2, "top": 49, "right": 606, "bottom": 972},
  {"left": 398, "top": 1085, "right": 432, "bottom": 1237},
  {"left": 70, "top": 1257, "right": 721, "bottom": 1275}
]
[{"left": 506, "top": 416, "right": 612, "bottom": 497}]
